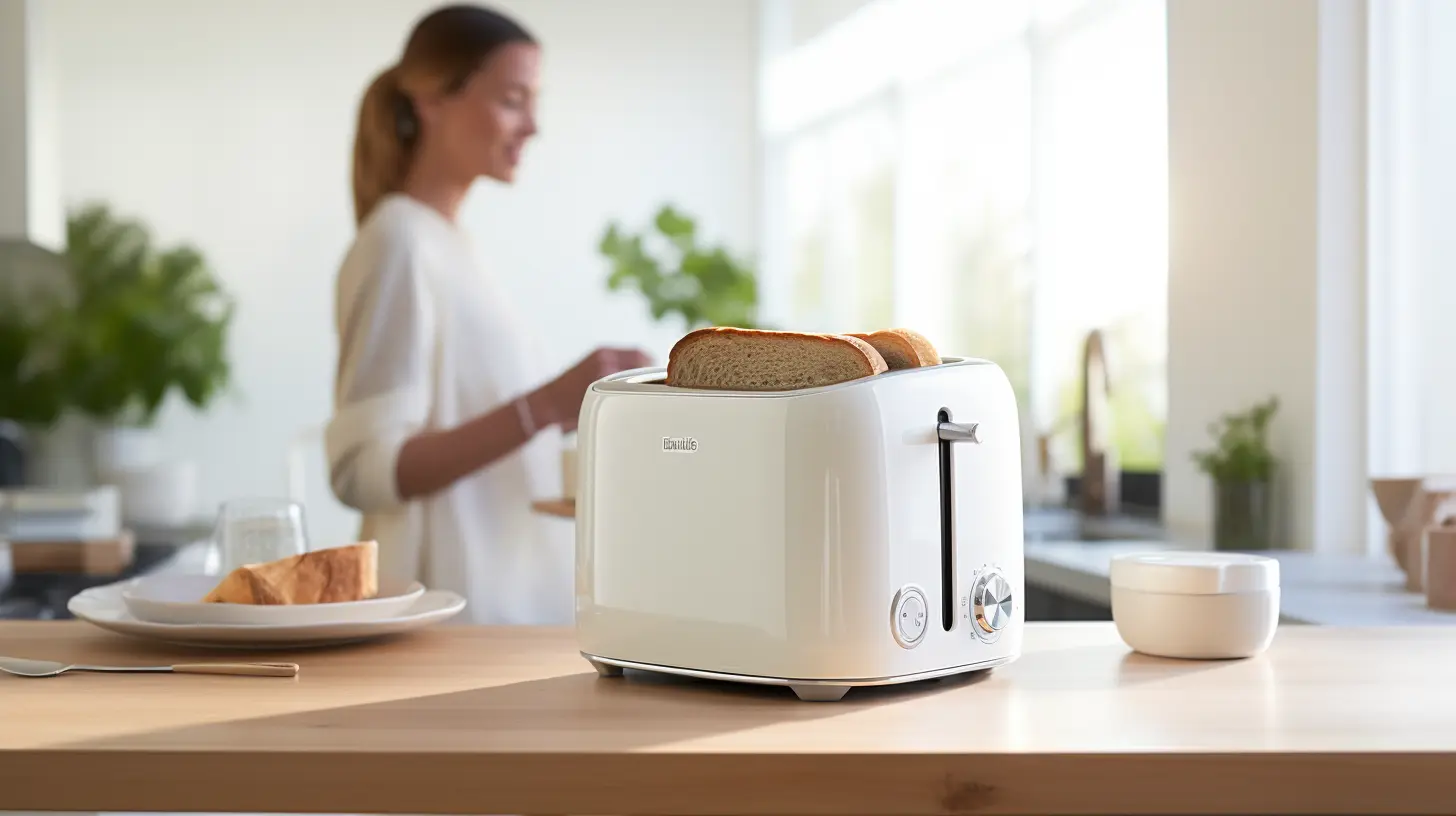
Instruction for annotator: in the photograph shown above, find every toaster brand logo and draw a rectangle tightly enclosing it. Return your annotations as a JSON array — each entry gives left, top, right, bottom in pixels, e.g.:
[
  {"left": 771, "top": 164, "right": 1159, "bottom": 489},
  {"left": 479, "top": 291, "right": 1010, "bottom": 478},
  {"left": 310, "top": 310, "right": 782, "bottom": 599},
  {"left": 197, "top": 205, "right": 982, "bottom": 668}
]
[{"left": 662, "top": 436, "right": 699, "bottom": 453}]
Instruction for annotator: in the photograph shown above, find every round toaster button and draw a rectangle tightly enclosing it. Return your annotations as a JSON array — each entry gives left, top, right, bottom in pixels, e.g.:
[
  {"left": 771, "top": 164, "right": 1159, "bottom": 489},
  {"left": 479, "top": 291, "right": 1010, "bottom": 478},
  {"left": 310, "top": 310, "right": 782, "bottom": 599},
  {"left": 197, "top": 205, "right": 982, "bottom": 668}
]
[
  {"left": 892, "top": 586, "right": 929, "bottom": 648},
  {"left": 971, "top": 568, "right": 1013, "bottom": 643}
]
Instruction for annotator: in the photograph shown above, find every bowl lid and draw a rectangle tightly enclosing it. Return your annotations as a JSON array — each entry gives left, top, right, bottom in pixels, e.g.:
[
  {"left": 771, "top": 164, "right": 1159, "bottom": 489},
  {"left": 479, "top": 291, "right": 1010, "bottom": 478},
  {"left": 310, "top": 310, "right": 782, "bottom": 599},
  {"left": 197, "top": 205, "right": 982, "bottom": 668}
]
[{"left": 1110, "top": 551, "right": 1279, "bottom": 595}]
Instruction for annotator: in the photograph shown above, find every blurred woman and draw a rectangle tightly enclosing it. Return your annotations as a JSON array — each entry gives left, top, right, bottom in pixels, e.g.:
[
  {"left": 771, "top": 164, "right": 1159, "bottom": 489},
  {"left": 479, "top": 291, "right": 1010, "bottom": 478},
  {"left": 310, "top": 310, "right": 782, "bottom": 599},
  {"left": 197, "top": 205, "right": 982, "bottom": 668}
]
[{"left": 326, "top": 3, "right": 650, "bottom": 624}]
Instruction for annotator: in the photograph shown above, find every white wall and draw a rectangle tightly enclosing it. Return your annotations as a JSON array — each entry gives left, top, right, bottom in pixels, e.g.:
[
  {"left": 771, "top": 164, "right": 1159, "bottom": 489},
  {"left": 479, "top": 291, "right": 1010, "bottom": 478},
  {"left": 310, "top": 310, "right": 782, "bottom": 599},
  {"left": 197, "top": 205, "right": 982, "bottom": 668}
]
[
  {"left": 0, "top": 0, "right": 63, "bottom": 248},
  {"left": 1164, "top": 0, "right": 1367, "bottom": 553},
  {"left": 784, "top": 0, "right": 879, "bottom": 46},
  {"left": 0, "top": 0, "right": 32, "bottom": 239},
  {"left": 44, "top": 0, "right": 759, "bottom": 547}
]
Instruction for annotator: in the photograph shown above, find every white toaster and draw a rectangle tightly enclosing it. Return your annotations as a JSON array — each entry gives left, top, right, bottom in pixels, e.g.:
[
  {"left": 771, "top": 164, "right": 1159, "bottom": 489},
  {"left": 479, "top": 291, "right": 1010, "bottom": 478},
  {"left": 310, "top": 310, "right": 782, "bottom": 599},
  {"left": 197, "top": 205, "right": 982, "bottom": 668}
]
[{"left": 573, "top": 356, "right": 1025, "bottom": 701}]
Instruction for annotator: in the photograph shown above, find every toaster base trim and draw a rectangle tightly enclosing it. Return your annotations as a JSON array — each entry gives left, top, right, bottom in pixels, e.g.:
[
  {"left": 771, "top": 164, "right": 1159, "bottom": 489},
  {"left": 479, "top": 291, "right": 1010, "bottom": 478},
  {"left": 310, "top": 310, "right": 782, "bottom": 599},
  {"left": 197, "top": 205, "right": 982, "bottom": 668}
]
[{"left": 581, "top": 652, "right": 1014, "bottom": 702}]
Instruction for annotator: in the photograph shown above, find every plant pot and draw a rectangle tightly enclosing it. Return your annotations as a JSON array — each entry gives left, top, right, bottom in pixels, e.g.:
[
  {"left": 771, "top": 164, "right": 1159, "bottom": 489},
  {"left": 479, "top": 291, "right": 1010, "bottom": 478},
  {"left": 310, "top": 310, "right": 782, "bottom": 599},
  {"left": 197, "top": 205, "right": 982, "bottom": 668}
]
[
  {"left": 92, "top": 425, "right": 198, "bottom": 528},
  {"left": 109, "top": 460, "right": 199, "bottom": 527},
  {"left": 0, "top": 420, "right": 26, "bottom": 488},
  {"left": 93, "top": 425, "right": 163, "bottom": 475},
  {"left": 1212, "top": 479, "right": 1275, "bottom": 551},
  {"left": 24, "top": 414, "right": 93, "bottom": 489}
]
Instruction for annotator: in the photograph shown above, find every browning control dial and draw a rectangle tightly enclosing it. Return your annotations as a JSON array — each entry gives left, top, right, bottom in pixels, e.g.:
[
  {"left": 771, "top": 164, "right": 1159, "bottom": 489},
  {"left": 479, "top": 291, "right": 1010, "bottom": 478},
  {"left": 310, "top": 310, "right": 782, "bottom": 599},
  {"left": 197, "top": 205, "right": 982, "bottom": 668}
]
[{"left": 971, "top": 569, "right": 1013, "bottom": 642}]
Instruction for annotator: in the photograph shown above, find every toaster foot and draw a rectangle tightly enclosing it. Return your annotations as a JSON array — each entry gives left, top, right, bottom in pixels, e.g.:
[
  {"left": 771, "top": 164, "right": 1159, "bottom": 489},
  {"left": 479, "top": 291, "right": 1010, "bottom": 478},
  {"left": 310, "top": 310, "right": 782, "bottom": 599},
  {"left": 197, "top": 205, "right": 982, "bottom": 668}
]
[
  {"left": 586, "top": 657, "right": 624, "bottom": 678},
  {"left": 790, "top": 684, "right": 851, "bottom": 703}
]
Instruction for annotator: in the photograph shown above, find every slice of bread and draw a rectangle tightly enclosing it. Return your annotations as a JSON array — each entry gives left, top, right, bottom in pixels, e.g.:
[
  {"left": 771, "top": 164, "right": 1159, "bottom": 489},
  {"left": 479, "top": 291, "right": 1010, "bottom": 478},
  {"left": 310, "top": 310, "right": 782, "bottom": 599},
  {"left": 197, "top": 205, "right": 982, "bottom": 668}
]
[
  {"left": 666, "top": 327, "right": 888, "bottom": 391},
  {"left": 202, "top": 540, "right": 380, "bottom": 605},
  {"left": 847, "top": 329, "right": 942, "bottom": 370}
]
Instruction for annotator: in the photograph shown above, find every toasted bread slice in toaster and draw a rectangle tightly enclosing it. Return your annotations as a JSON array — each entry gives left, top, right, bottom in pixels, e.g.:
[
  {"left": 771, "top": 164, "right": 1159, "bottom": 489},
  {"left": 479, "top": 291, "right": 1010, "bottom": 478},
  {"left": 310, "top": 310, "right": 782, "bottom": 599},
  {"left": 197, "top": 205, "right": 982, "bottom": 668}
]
[
  {"left": 666, "top": 327, "right": 888, "bottom": 391},
  {"left": 202, "top": 540, "right": 380, "bottom": 605},
  {"left": 847, "top": 329, "right": 942, "bottom": 370}
]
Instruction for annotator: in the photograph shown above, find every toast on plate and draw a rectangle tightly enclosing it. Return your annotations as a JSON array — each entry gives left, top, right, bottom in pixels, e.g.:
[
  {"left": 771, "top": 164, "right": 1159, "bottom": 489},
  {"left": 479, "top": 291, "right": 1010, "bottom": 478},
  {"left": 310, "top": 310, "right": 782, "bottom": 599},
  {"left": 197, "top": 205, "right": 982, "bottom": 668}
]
[{"left": 202, "top": 540, "right": 380, "bottom": 605}]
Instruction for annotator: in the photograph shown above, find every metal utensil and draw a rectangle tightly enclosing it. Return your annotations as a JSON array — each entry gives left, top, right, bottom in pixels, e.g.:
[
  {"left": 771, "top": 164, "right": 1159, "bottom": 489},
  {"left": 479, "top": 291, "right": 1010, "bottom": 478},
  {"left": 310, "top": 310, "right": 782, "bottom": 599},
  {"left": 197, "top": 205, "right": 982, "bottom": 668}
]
[{"left": 0, "top": 656, "right": 299, "bottom": 678}]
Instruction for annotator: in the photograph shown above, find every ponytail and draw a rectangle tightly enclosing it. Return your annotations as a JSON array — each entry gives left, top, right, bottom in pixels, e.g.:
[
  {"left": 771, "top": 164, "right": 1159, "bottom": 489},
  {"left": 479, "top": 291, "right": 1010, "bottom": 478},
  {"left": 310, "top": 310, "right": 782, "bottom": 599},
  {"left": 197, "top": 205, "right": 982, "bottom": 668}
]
[
  {"left": 352, "top": 65, "right": 419, "bottom": 226},
  {"left": 352, "top": 5, "right": 537, "bottom": 224}
]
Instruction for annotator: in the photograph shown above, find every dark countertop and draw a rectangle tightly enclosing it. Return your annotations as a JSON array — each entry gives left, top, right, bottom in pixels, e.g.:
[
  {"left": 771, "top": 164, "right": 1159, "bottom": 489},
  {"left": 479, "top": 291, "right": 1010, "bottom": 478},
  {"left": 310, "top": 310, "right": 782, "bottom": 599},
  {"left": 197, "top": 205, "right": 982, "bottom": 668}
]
[
  {"left": 0, "top": 517, "right": 213, "bottom": 619},
  {"left": 0, "top": 524, "right": 211, "bottom": 620},
  {"left": 1022, "top": 504, "right": 1164, "bottom": 542},
  {"left": 0, "top": 542, "right": 194, "bottom": 620}
]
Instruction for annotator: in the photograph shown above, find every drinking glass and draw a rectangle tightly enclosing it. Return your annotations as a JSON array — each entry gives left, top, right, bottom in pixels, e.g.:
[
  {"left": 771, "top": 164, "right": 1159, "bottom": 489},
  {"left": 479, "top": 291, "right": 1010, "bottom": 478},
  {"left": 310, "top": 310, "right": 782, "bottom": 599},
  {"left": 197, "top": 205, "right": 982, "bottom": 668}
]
[{"left": 208, "top": 498, "right": 310, "bottom": 574}]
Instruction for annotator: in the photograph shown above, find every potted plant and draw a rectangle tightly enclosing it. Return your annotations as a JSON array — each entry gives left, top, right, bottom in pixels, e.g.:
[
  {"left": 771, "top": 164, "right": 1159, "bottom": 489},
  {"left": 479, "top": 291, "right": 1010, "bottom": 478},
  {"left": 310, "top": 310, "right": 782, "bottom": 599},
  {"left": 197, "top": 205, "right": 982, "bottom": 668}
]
[
  {"left": 1191, "top": 395, "right": 1280, "bottom": 550},
  {"left": 599, "top": 204, "right": 764, "bottom": 330},
  {"left": 0, "top": 308, "right": 66, "bottom": 425},
  {"left": 52, "top": 203, "right": 235, "bottom": 523},
  {"left": 0, "top": 239, "right": 80, "bottom": 486}
]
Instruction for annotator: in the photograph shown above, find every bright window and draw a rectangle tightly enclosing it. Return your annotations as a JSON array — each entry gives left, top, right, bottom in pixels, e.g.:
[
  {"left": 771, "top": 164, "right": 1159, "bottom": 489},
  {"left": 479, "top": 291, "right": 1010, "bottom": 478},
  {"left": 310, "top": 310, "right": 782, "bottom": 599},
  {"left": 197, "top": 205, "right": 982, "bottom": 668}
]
[{"left": 760, "top": 0, "right": 1168, "bottom": 484}]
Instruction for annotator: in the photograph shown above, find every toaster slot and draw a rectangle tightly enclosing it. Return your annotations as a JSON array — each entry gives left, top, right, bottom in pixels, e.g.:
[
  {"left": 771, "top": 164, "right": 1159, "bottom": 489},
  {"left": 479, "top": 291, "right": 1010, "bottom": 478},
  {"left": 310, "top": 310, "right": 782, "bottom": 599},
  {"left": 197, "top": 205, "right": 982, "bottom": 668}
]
[{"left": 937, "top": 408, "right": 955, "bottom": 631}]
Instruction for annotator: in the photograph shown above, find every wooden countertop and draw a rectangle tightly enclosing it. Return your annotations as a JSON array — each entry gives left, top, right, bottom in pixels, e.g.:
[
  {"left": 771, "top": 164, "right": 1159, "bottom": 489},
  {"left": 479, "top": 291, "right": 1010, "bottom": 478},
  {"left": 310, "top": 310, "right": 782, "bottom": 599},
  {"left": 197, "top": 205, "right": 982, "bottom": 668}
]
[{"left": 3, "top": 622, "right": 1456, "bottom": 815}]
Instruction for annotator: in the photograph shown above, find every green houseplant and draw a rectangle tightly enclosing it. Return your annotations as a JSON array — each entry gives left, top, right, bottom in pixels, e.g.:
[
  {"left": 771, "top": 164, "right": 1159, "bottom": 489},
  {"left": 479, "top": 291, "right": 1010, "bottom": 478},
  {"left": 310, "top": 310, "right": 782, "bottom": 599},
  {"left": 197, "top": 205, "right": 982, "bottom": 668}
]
[
  {"left": 0, "top": 310, "right": 65, "bottom": 429},
  {"left": 1192, "top": 395, "right": 1280, "bottom": 550},
  {"left": 599, "top": 204, "right": 763, "bottom": 330},
  {"left": 0, "top": 239, "right": 71, "bottom": 431},
  {"left": 0, "top": 239, "right": 81, "bottom": 487},
  {"left": 57, "top": 204, "right": 234, "bottom": 429},
  {"left": 53, "top": 203, "right": 235, "bottom": 523}
]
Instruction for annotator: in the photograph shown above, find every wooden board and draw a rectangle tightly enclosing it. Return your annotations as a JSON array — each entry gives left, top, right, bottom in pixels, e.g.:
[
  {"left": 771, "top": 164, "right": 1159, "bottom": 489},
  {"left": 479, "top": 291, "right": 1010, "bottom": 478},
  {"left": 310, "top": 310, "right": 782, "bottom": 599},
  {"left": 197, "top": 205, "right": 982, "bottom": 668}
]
[
  {"left": 530, "top": 498, "right": 575, "bottom": 518},
  {"left": 4, "top": 622, "right": 1456, "bottom": 814},
  {"left": 6, "top": 530, "right": 136, "bottom": 575}
]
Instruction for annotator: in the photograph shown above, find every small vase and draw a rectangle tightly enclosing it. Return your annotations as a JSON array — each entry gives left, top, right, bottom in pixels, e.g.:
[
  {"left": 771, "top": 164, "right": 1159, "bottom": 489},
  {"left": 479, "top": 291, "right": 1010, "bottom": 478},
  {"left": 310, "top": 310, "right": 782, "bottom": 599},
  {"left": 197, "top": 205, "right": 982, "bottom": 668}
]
[
  {"left": 1213, "top": 479, "right": 1274, "bottom": 550},
  {"left": 93, "top": 424, "right": 163, "bottom": 476},
  {"left": 92, "top": 424, "right": 199, "bottom": 528},
  {"left": 111, "top": 461, "right": 199, "bottom": 527},
  {"left": 25, "top": 414, "right": 93, "bottom": 489}
]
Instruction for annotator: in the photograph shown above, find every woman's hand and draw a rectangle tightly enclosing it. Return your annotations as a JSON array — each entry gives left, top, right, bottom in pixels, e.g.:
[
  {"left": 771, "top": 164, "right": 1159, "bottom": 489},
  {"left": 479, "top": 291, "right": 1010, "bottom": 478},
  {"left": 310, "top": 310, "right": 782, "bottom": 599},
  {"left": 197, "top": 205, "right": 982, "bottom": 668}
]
[
  {"left": 391, "top": 347, "right": 652, "bottom": 501},
  {"left": 530, "top": 347, "right": 654, "bottom": 431}
]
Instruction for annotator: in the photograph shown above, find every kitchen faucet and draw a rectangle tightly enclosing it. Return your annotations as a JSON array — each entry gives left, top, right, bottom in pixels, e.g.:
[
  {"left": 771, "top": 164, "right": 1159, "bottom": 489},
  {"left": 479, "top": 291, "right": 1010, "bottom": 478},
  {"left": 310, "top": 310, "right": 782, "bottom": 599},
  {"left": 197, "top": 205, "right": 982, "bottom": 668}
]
[{"left": 1080, "top": 329, "right": 1119, "bottom": 516}]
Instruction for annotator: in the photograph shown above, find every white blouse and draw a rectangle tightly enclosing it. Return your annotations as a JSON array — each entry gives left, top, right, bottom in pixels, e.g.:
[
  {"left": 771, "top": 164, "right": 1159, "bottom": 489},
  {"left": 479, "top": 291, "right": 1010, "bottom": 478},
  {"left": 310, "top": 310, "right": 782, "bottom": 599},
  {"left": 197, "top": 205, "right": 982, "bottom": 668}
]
[{"left": 324, "top": 193, "right": 571, "bottom": 625}]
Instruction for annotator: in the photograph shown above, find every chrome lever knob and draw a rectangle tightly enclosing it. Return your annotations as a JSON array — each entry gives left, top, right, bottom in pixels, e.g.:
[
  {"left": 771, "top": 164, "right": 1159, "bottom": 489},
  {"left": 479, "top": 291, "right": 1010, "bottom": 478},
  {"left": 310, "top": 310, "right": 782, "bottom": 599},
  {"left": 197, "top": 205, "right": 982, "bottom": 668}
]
[{"left": 938, "top": 421, "right": 981, "bottom": 444}]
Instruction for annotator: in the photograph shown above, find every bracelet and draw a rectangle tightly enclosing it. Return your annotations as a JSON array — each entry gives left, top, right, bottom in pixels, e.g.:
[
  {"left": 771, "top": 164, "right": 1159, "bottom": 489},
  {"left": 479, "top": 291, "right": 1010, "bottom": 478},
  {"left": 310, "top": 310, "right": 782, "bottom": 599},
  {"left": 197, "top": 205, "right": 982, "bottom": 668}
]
[{"left": 514, "top": 396, "right": 537, "bottom": 436}]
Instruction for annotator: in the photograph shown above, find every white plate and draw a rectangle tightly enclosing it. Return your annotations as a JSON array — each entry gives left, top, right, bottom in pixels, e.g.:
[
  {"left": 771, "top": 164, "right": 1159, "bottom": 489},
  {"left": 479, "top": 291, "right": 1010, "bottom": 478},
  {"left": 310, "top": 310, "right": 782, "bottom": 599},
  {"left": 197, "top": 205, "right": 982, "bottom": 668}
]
[
  {"left": 121, "top": 573, "right": 426, "bottom": 626},
  {"left": 68, "top": 581, "right": 466, "bottom": 649}
]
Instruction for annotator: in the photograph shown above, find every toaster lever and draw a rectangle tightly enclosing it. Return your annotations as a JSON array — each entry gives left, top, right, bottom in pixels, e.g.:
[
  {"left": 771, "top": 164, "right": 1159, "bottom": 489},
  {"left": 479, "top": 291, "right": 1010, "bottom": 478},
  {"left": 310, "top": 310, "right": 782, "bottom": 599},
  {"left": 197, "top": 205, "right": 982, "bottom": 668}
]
[{"left": 938, "top": 421, "right": 981, "bottom": 444}]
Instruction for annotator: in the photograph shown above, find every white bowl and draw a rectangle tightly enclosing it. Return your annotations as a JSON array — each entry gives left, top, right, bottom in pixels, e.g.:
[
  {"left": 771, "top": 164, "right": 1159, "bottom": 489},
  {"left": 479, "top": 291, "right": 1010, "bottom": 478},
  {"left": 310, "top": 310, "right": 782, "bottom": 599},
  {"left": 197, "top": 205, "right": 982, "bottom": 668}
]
[
  {"left": 1110, "top": 551, "right": 1280, "bottom": 660},
  {"left": 121, "top": 574, "right": 426, "bottom": 626}
]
